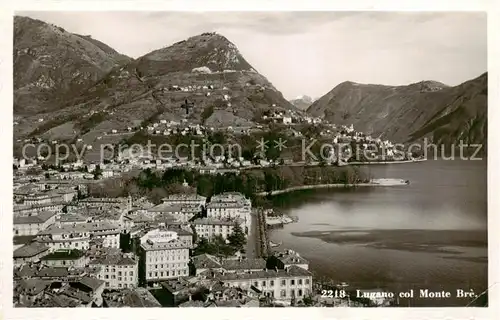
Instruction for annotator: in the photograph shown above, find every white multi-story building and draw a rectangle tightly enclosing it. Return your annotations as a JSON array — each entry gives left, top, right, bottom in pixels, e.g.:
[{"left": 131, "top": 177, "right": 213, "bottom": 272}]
[
  {"left": 89, "top": 253, "right": 139, "bottom": 290},
  {"left": 282, "top": 116, "right": 292, "bottom": 125},
  {"left": 22, "top": 192, "right": 63, "bottom": 206},
  {"left": 140, "top": 229, "right": 190, "bottom": 282},
  {"left": 206, "top": 192, "right": 251, "bottom": 233},
  {"left": 217, "top": 265, "right": 313, "bottom": 301},
  {"left": 191, "top": 218, "right": 238, "bottom": 241},
  {"left": 160, "top": 194, "right": 207, "bottom": 207},
  {"left": 77, "top": 197, "right": 125, "bottom": 209},
  {"left": 13, "top": 202, "right": 65, "bottom": 216},
  {"left": 13, "top": 211, "right": 58, "bottom": 236},
  {"left": 36, "top": 221, "right": 120, "bottom": 252}
]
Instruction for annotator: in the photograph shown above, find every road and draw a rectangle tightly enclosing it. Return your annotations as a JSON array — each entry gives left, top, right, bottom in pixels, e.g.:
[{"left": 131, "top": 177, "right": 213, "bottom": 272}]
[{"left": 245, "top": 209, "right": 259, "bottom": 259}]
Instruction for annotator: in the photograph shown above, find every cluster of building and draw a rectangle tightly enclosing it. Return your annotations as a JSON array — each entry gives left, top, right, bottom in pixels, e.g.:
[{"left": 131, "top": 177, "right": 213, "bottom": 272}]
[
  {"left": 313, "top": 124, "right": 413, "bottom": 162},
  {"left": 162, "top": 250, "right": 312, "bottom": 307},
  {"left": 261, "top": 109, "right": 321, "bottom": 126},
  {"left": 13, "top": 171, "right": 315, "bottom": 307}
]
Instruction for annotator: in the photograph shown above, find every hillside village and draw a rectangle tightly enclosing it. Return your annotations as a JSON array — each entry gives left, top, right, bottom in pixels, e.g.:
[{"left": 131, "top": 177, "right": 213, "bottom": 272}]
[{"left": 15, "top": 116, "right": 413, "bottom": 176}]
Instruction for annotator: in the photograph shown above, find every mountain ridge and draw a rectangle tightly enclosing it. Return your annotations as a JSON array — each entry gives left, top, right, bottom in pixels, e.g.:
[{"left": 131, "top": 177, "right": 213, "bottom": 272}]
[
  {"left": 14, "top": 20, "right": 298, "bottom": 143},
  {"left": 307, "top": 73, "right": 486, "bottom": 145}
]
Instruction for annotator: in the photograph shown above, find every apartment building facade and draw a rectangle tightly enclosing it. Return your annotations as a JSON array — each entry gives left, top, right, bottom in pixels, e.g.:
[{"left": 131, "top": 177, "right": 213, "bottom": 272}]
[{"left": 139, "top": 229, "right": 190, "bottom": 282}]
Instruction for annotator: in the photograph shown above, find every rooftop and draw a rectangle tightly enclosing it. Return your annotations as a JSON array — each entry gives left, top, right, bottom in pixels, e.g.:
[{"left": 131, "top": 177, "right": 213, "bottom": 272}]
[
  {"left": 276, "top": 249, "right": 309, "bottom": 265},
  {"left": 14, "top": 201, "right": 65, "bottom": 212},
  {"left": 23, "top": 266, "right": 84, "bottom": 279},
  {"left": 103, "top": 288, "right": 162, "bottom": 307},
  {"left": 56, "top": 213, "right": 88, "bottom": 223},
  {"left": 162, "top": 194, "right": 207, "bottom": 202},
  {"left": 39, "top": 221, "right": 119, "bottom": 235},
  {"left": 90, "top": 254, "right": 138, "bottom": 266},
  {"left": 192, "top": 218, "right": 240, "bottom": 226},
  {"left": 161, "top": 277, "right": 195, "bottom": 293},
  {"left": 221, "top": 258, "right": 266, "bottom": 271},
  {"left": 79, "top": 197, "right": 124, "bottom": 204},
  {"left": 15, "top": 278, "right": 51, "bottom": 296},
  {"left": 178, "top": 300, "right": 206, "bottom": 308},
  {"left": 40, "top": 249, "right": 85, "bottom": 261},
  {"left": 148, "top": 203, "right": 202, "bottom": 213},
  {"left": 141, "top": 238, "right": 189, "bottom": 251},
  {"left": 215, "top": 265, "right": 312, "bottom": 281},
  {"left": 206, "top": 202, "right": 248, "bottom": 209},
  {"left": 14, "top": 242, "right": 49, "bottom": 258},
  {"left": 13, "top": 235, "right": 37, "bottom": 245},
  {"left": 14, "top": 211, "right": 57, "bottom": 224},
  {"left": 192, "top": 254, "right": 222, "bottom": 270},
  {"left": 77, "top": 276, "right": 105, "bottom": 291}
]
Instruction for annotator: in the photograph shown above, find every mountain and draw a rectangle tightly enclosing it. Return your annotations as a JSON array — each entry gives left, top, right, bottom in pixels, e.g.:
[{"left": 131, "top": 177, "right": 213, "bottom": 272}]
[
  {"left": 290, "top": 95, "right": 313, "bottom": 110},
  {"left": 408, "top": 73, "right": 487, "bottom": 147},
  {"left": 14, "top": 16, "right": 132, "bottom": 115},
  {"left": 307, "top": 74, "right": 487, "bottom": 146},
  {"left": 14, "top": 27, "right": 298, "bottom": 142}
]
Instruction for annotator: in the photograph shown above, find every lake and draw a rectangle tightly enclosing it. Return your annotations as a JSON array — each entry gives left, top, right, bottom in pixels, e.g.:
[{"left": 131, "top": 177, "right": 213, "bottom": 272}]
[{"left": 268, "top": 159, "right": 488, "bottom": 307}]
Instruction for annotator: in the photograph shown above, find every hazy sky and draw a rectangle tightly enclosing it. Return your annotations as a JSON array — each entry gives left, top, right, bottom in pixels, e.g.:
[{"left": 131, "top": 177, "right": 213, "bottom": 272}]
[{"left": 19, "top": 11, "right": 486, "bottom": 99}]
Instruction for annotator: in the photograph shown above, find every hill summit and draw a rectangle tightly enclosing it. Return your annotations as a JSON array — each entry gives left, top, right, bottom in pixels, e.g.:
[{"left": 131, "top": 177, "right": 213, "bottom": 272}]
[
  {"left": 137, "top": 32, "right": 256, "bottom": 76},
  {"left": 14, "top": 15, "right": 132, "bottom": 115}
]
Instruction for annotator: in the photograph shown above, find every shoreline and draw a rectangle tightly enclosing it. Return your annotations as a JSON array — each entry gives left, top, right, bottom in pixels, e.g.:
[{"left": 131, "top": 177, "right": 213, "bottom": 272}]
[
  {"left": 255, "top": 178, "right": 409, "bottom": 196},
  {"left": 241, "top": 158, "right": 427, "bottom": 171},
  {"left": 344, "top": 158, "right": 427, "bottom": 166}
]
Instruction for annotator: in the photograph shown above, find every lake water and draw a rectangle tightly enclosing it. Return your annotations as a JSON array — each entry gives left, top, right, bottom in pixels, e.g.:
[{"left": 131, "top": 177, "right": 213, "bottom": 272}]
[{"left": 268, "top": 159, "right": 488, "bottom": 307}]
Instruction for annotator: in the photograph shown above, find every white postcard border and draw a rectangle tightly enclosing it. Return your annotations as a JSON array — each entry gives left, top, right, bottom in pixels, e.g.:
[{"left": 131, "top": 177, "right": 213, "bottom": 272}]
[{"left": 0, "top": 0, "right": 498, "bottom": 319}]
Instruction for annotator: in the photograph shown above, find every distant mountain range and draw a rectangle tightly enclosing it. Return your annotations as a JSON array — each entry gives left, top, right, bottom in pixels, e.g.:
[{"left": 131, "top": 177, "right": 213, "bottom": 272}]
[
  {"left": 289, "top": 95, "right": 314, "bottom": 110},
  {"left": 307, "top": 74, "right": 487, "bottom": 146}
]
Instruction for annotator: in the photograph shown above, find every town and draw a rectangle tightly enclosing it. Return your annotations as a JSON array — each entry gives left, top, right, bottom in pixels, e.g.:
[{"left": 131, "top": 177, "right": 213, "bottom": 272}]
[
  {"left": 12, "top": 77, "right": 420, "bottom": 307},
  {"left": 13, "top": 158, "right": 399, "bottom": 308}
]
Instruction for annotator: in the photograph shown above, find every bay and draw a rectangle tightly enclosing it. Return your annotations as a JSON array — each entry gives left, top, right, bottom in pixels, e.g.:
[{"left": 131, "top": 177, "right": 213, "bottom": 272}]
[{"left": 268, "top": 159, "right": 488, "bottom": 307}]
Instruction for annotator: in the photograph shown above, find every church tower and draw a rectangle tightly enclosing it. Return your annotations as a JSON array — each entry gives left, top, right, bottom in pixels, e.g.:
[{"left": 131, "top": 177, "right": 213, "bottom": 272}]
[{"left": 127, "top": 194, "right": 132, "bottom": 212}]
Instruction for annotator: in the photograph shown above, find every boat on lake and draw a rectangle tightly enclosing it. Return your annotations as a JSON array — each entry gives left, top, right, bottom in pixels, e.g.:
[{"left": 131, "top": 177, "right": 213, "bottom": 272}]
[{"left": 269, "top": 241, "right": 282, "bottom": 248}]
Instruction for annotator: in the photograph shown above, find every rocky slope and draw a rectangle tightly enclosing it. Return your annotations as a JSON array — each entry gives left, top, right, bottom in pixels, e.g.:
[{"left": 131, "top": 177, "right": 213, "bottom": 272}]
[
  {"left": 289, "top": 95, "right": 313, "bottom": 110},
  {"left": 307, "top": 74, "right": 487, "bottom": 145},
  {"left": 14, "top": 27, "right": 298, "bottom": 143},
  {"left": 408, "top": 73, "right": 487, "bottom": 147},
  {"left": 14, "top": 16, "right": 132, "bottom": 115}
]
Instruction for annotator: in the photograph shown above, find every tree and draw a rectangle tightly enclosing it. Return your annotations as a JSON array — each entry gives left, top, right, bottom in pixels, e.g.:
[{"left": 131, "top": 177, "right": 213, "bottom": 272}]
[
  {"left": 193, "top": 237, "right": 215, "bottom": 256},
  {"left": 120, "top": 232, "right": 132, "bottom": 252},
  {"left": 208, "top": 131, "right": 226, "bottom": 145},
  {"left": 227, "top": 223, "right": 246, "bottom": 252},
  {"left": 190, "top": 225, "right": 198, "bottom": 244},
  {"left": 302, "top": 295, "right": 314, "bottom": 306},
  {"left": 201, "top": 105, "right": 215, "bottom": 123},
  {"left": 93, "top": 165, "right": 102, "bottom": 180}
]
